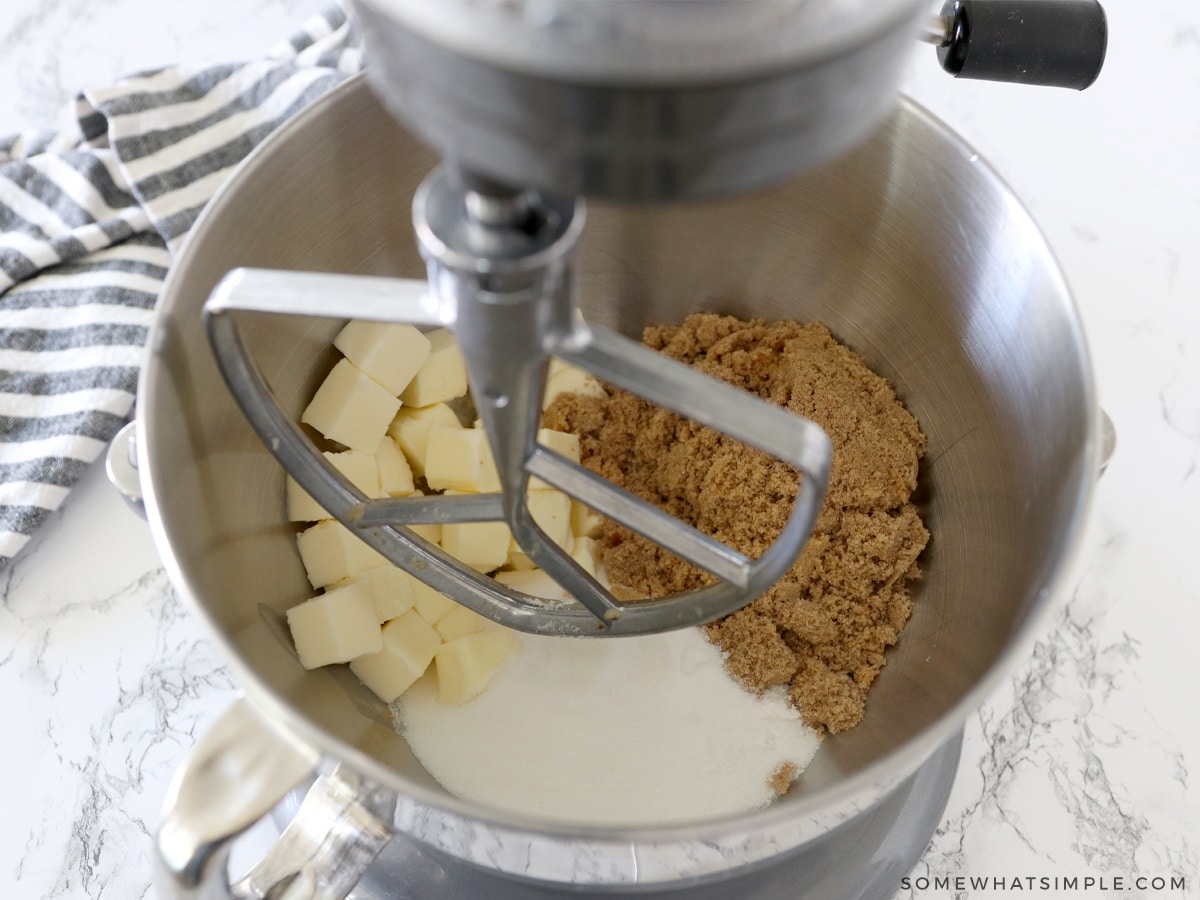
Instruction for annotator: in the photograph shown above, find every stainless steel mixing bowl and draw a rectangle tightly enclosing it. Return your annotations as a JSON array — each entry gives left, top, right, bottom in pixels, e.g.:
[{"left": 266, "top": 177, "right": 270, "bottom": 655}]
[{"left": 142, "top": 74, "right": 1099, "bottom": 895}]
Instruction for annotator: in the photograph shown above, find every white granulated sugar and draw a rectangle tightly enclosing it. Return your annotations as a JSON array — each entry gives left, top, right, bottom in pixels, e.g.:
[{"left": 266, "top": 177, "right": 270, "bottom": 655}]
[{"left": 393, "top": 627, "right": 820, "bottom": 826}]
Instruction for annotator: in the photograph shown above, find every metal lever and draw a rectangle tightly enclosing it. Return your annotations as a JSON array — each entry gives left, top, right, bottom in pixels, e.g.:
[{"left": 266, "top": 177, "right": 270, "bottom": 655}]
[
  {"left": 923, "top": 0, "right": 1108, "bottom": 90},
  {"left": 204, "top": 168, "right": 832, "bottom": 637}
]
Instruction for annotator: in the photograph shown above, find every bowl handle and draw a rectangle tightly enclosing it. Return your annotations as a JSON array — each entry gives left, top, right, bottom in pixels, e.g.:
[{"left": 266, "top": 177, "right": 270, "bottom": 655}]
[
  {"left": 155, "top": 698, "right": 393, "bottom": 899},
  {"left": 1099, "top": 409, "right": 1116, "bottom": 475},
  {"left": 105, "top": 420, "right": 145, "bottom": 517}
]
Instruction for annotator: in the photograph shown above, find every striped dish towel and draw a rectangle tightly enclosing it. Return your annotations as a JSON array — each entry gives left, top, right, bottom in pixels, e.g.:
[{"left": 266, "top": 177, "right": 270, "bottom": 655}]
[{"left": 0, "top": 3, "right": 362, "bottom": 567}]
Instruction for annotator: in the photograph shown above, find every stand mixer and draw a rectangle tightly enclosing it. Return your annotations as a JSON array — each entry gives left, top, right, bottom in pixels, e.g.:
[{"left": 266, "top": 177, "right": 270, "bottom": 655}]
[
  {"left": 204, "top": 0, "right": 1107, "bottom": 636},
  {"left": 149, "top": 2, "right": 1109, "bottom": 898}
]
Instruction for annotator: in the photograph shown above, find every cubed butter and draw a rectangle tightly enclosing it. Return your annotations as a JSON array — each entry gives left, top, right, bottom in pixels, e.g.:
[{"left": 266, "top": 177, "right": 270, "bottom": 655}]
[
  {"left": 570, "top": 536, "right": 600, "bottom": 577},
  {"left": 287, "top": 449, "right": 381, "bottom": 521},
  {"left": 530, "top": 429, "right": 581, "bottom": 490},
  {"left": 286, "top": 581, "right": 382, "bottom": 669},
  {"left": 334, "top": 320, "right": 431, "bottom": 396},
  {"left": 424, "top": 426, "right": 501, "bottom": 493},
  {"left": 528, "top": 489, "right": 572, "bottom": 546},
  {"left": 536, "top": 429, "right": 581, "bottom": 462},
  {"left": 349, "top": 610, "right": 442, "bottom": 703},
  {"left": 542, "top": 360, "right": 605, "bottom": 409},
  {"left": 399, "top": 329, "right": 468, "bottom": 407},
  {"left": 504, "top": 538, "right": 539, "bottom": 571},
  {"left": 412, "top": 578, "right": 456, "bottom": 624},
  {"left": 434, "top": 630, "right": 517, "bottom": 706},
  {"left": 441, "top": 519, "right": 511, "bottom": 573},
  {"left": 333, "top": 564, "right": 414, "bottom": 623},
  {"left": 301, "top": 359, "right": 401, "bottom": 452},
  {"left": 570, "top": 499, "right": 606, "bottom": 539},
  {"left": 387, "top": 402, "right": 462, "bottom": 476},
  {"left": 406, "top": 521, "right": 442, "bottom": 545},
  {"left": 374, "top": 436, "right": 415, "bottom": 497},
  {"left": 507, "top": 490, "right": 573, "bottom": 569},
  {"left": 434, "top": 604, "right": 494, "bottom": 642},
  {"left": 296, "top": 519, "right": 388, "bottom": 588}
]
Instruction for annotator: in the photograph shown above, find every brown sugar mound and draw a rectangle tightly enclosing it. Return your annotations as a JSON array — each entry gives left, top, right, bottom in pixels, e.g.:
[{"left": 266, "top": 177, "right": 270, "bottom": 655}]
[
  {"left": 543, "top": 314, "right": 929, "bottom": 734},
  {"left": 768, "top": 762, "right": 799, "bottom": 797}
]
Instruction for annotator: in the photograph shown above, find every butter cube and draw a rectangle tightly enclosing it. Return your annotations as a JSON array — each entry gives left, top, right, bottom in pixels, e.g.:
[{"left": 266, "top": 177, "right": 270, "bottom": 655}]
[
  {"left": 570, "top": 536, "right": 600, "bottom": 577},
  {"left": 411, "top": 578, "right": 456, "bottom": 624},
  {"left": 302, "top": 359, "right": 401, "bottom": 452},
  {"left": 349, "top": 610, "right": 442, "bottom": 703},
  {"left": 543, "top": 360, "right": 605, "bottom": 409},
  {"left": 424, "top": 426, "right": 501, "bottom": 493},
  {"left": 528, "top": 490, "right": 572, "bottom": 546},
  {"left": 406, "top": 521, "right": 442, "bottom": 545},
  {"left": 530, "top": 429, "right": 581, "bottom": 490},
  {"left": 435, "top": 630, "right": 517, "bottom": 706},
  {"left": 434, "top": 604, "right": 495, "bottom": 642},
  {"left": 504, "top": 538, "right": 539, "bottom": 571},
  {"left": 570, "top": 499, "right": 606, "bottom": 539},
  {"left": 287, "top": 449, "right": 381, "bottom": 521},
  {"left": 333, "top": 564, "right": 414, "bottom": 623},
  {"left": 334, "top": 320, "right": 432, "bottom": 396},
  {"left": 441, "top": 519, "right": 511, "bottom": 573},
  {"left": 399, "top": 329, "right": 468, "bottom": 407},
  {"left": 387, "top": 403, "right": 462, "bottom": 476},
  {"left": 286, "top": 581, "right": 383, "bottom": 669},
  {"left": 494, "top": 568, "right": 574, "bottom": 602},
  {"left": 375, "top": 436, "right": 415, "bottom": 497},
  {"left": 507, "top": 490, "right": 573, "bottom": 569},
  {"left": 537, "top": 429, "right": 581, "bottom": 462},
  {"left": 296, "top": 519, "right": 388, "bottom": 588}
]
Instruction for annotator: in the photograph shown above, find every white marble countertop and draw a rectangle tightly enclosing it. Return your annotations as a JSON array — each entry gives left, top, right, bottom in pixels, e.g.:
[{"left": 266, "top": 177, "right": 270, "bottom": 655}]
[{"left": 2, "top": 1, "right": 1197, "bottom": 897}]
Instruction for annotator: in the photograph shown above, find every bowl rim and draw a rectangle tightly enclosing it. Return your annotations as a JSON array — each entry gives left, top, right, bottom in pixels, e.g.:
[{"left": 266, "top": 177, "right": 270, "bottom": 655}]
[{"left": 138, "top": 71, "right": 1101, "bottom": 845}]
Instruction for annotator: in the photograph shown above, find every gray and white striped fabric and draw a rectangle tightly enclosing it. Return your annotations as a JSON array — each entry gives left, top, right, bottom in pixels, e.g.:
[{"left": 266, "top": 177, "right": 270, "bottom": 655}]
[{"left": 0, "top": 3, "right": 362, "bottom": 567}]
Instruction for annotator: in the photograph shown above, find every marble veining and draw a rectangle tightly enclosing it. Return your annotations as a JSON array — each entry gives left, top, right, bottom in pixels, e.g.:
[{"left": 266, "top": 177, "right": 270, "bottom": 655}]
[
  {"left": 3, "top": 0, "right": 1199, "bottom": 897},
  {"left": 2, "top": 557, "right": 238, "bottom": 897},
  {"left": 900, "top": 515, "right": 1200, "bottom": 896}
]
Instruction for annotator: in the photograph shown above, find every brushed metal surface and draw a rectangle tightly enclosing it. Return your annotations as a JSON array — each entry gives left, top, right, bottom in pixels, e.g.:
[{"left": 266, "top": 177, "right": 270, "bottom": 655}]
[
  {"left": 273, "top": 733, "right": 964, "bottom": 899},
  {"left": 139, "top": 74, "right": 1098, "bottom": 885},
  {"left": 350, "top": 0, "right": 928, "bottom": 200}
]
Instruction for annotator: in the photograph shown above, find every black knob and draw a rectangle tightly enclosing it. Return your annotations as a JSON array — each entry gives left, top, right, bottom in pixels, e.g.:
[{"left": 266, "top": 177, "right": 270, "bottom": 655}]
[{"left": 937, "top": 0, "right": 1108, "bottom": 90}]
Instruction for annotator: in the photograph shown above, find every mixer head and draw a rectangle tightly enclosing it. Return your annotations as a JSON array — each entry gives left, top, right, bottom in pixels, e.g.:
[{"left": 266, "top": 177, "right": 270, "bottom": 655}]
[
  {"left": 352, "top": 0, "right": 930, "bottom": 202},
  {"left": 204, "top": 0, "right": 1107, "bottom": 636},
  {"left": 350, "top": 0, "right": 1108, "bottom": 202}
]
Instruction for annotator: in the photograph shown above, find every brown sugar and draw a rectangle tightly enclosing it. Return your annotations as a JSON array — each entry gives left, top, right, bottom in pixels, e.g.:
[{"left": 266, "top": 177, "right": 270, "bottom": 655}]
[
  {"left": 543, "top": 314, "right": 928, "bottom": 734},
  {"left": 768, "top": 762, "right": 799, "bottom": 797}
]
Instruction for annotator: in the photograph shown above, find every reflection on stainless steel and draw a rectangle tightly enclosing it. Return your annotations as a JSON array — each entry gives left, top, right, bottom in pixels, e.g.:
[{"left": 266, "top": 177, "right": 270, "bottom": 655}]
[{"left": 919, "top": 14, "right": 955, "bottom": 46}]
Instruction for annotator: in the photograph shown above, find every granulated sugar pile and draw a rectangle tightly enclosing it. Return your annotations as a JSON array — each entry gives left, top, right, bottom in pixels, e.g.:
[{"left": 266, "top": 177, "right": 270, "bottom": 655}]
[
  {"left": 394, "top": 627, "right": 820, "bottom": 826},
  {"left": 390, "top": 313, "right": 927, "bottom": 825}
]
